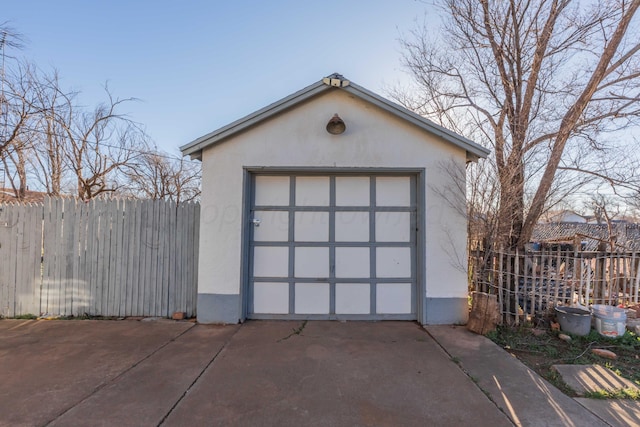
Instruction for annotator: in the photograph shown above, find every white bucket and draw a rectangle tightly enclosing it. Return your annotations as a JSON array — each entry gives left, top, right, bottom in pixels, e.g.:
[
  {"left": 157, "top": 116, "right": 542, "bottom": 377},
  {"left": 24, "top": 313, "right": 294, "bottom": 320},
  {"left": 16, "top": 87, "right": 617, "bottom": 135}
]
[{"left": 592, "top": 304, "right": 627, "bottom": 338}]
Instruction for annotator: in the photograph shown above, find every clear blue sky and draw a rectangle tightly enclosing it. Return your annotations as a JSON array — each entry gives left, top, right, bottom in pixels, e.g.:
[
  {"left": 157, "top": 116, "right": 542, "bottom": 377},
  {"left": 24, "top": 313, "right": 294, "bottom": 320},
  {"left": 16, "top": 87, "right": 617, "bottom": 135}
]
[{"left": 3, "top": 1, "right": 437, "bottom": 155}]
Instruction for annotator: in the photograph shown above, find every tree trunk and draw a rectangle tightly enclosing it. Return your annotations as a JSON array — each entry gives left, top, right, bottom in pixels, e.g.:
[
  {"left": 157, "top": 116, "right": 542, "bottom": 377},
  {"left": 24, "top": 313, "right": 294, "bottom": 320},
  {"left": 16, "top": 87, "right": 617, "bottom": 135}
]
[{"left": 496, "top": 155, "right": 525, "bottom": 249}]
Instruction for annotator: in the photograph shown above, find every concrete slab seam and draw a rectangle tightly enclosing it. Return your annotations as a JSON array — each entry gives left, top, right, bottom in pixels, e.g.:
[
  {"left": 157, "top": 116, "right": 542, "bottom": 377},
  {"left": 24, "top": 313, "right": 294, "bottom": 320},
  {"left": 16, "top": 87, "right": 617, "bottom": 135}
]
[
  {"left": 157, "top": 325, "right": 243, "bottom": 426},
  {"left": 573, "top": 399, "right": 620, "bottom": 427},
  {"left": 42, "top": 323, "right": 196, "bottom": 427},
  {"left": 422, "top": 326, "right": 512, "bottom": 423}
]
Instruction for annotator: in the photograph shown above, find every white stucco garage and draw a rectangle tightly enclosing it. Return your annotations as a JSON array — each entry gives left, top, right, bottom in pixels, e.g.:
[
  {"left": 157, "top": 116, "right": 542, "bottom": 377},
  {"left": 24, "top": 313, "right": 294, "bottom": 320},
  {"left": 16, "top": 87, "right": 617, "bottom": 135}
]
[{"left": 181, "top": 73, "right": 489, "bottom": 325}]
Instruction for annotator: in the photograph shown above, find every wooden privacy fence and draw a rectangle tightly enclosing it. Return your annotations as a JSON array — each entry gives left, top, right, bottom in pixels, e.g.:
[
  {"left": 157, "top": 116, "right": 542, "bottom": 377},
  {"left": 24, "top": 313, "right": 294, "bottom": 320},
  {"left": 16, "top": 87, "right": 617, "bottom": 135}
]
[
  {"left": 0, "top": 197, "right": 199, "bottom": 318},
  {"left": 470, "top": 248, "right": 640, "bottom": 324}
]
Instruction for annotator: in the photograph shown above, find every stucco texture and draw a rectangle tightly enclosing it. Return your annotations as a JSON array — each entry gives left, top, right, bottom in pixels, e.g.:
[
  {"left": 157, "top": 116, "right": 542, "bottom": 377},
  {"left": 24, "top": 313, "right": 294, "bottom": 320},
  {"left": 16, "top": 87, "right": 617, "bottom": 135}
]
[{"left": 198, "top": 89, "right": 468, "bottom": 311}]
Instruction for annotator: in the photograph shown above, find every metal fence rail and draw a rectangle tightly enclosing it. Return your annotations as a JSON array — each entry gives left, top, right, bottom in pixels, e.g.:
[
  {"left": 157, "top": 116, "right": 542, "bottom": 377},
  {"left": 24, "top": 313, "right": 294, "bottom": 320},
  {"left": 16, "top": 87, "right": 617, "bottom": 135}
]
[
  {"left": 470, "top": 248, "right": 640, "bottom": 324},
  {"left": 0, "top": 197, "right": 199, "bottom": 318}
]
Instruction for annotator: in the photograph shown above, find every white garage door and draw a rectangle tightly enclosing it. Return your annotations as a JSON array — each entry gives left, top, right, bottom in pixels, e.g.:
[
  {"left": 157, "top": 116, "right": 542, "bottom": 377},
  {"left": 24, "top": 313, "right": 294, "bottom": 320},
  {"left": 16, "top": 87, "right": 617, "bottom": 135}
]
[{"left": 248, "top": 173, "right": 417, "bottom": 320}]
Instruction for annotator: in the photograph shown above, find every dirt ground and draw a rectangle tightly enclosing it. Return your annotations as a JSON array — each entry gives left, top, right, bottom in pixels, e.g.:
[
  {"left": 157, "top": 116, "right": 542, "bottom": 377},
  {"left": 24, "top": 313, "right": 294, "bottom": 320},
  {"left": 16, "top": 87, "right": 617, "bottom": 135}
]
[{"left": 488, "top": 325, "right": 640, "bottom": 397}]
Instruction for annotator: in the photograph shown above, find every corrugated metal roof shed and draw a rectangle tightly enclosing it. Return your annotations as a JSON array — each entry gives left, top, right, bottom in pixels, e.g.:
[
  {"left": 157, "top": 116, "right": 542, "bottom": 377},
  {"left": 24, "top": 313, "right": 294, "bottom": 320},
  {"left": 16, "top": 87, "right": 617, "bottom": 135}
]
[{"left": 532, "top": 222, "right": 640, "bottom": 251}]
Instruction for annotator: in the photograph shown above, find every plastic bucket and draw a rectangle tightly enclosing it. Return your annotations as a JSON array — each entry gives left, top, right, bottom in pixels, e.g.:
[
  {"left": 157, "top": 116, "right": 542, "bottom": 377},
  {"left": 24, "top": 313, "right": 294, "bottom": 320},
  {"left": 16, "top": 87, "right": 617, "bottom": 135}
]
[
  {"left": 554, "top": 306, "right": 592, "bottom": 336},
  {"left": 592, "top": 304, "right": 627, "bottom": 338}
]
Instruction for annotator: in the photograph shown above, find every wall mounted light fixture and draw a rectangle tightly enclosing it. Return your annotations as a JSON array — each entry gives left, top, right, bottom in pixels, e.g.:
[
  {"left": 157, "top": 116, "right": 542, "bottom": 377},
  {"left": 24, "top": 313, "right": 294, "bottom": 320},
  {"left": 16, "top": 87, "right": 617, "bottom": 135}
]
[{"left": 326, "top": 114, "right": 346, "bottom": 135}]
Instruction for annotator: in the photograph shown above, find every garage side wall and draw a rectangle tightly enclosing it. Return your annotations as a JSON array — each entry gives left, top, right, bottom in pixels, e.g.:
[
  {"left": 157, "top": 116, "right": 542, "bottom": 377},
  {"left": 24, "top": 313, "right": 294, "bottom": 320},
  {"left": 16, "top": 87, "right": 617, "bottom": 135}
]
[{"left": 197, "top": 90, "right": 468, "bottom": 324}]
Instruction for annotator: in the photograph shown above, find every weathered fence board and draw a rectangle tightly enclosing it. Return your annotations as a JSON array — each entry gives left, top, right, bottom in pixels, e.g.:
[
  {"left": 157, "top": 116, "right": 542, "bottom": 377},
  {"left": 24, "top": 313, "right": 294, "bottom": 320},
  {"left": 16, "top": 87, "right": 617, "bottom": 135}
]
[
  {"left": 0, "top": 197, "right": 199, "bottom": 318},
  {"left": 0, "top": 203, "right": 43, "bottom": 317},
  {"left": 471, "top": 248, "right": 640, "bottom": 323}
]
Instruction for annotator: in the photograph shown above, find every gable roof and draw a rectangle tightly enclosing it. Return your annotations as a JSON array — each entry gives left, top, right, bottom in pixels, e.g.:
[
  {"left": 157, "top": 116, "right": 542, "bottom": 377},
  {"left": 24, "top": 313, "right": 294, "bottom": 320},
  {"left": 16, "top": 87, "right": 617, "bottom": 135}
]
[{"left": 180, "top": 73, "right": 490, "bottom": 161}]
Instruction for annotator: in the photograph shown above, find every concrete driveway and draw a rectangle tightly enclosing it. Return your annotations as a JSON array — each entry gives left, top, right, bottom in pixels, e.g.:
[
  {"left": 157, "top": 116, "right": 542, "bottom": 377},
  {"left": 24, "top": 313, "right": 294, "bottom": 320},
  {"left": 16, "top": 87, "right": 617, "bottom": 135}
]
[{"left": 0, "top": 319, "right": 511, "bottom": 427}]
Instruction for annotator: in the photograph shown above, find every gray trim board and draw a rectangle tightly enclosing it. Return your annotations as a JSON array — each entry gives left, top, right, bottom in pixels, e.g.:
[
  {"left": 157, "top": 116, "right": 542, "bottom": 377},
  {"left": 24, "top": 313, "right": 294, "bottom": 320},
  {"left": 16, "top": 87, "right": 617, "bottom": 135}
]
[
  {"left": 417, "top": 171, "right": 427, "bottom": 325},
  {"left": 249, "top": 313, "right": 417, "bottom": 321},
  {"left": 238, "top": 169, "right": 252, "bottom": 322},
  {"left": 180, "top": 75, "right": 490, "bottom": 161},
  {"left": 424, "top": 297, "right": 469, "bottom": 325},
  {"left": 197, "top": 293, "right": 241, "bottom": 324}
]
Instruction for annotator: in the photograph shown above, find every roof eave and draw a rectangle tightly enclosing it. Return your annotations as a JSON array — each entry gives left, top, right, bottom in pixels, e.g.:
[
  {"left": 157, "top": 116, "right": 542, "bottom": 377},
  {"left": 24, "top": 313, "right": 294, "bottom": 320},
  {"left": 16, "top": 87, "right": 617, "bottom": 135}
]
[
  {"left": 180, "top": 80, "right": 328, "bottom": 157},
  {"left": 344, "top": 82, "right": 490, "bottom": 160}
]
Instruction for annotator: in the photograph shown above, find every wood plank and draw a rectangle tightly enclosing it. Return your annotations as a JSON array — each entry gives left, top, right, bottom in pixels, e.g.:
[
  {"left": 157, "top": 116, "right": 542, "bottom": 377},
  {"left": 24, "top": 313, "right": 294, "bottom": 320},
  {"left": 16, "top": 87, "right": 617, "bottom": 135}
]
[
  {"left": 117, "top": 199, "right": 127, "bottom": 316},
  {"left": 106, "top": 198, "right": 117, "bottom": 316},
  {"left": 190, "top": 202, "right": 200, "bottom": 317},
  {"left": 167, "top": 201, "right": 177, "bottom": 315},
  {"left": 130, "top": 199, "right": 142, "bottom": 316},
  {"left": 633, "top": 252, "right": 640, "bottom": 304},
  {"left": 184, "top": 202, "right": 192, "bottom": 316},
  {"left": 184, "top": 203, "right": 192, "bottom": 316},
  {"left": 0, "top": 204, "right": 10, "bottom": 317},
  {"left": 141, "top": 199, "right": 151, "bottom": 316},
  {"left": 40, "top": 198, "right": 51, "bottom": 315},
  {"left": 64, "top": 199, "right": 76, "bottom": 315},
  {"left": 42, "top": 198, "right": 53, "bottom": 316},
  {"left": 120, "top": 199, "right": 132, "bottom": 316},
  {"left": 24, "top": 203, "right": 42, "bottom": 315},
  {"left": 177, "top": 202, "right": 186, "bottom": 314},
  {"left": 528, "top": 252, "right": 535, "bottom": 319},
  {"left": 85, "top": 199, "right": 98, "bottom": 315},
  {"left": 510, "top": 252, "right": 517, "bottom": 324},
  {"left": 71, "top": 200, "right": 83, "bottom": 316},
  {"left": 1, "top": 204, "right": 17, "bottom": 317},
  {"left": 137, "top": 199, "right": 147, "bottom": 316},
  {"left": 14, "top": 204, "right": 26, "bottom": 316},
  {"left": 158, "top": 200, "right": 168, "bottom": 316},
  {"left": 163, "top": 201, "right": 172, "bottom": 316},
  {"left": 76, "top": 200, "right": 91, "bottom": 316},
  {"left": 97, "top": 198, "right": 109, "bottom": 315},
  {"left": 149, "top": 199, "right": 160, "bottom": 316},
  {"left": 106, "top": 199, "right": 118, "bottom": 316},
  {"left": 103, "top": 199, "right": 113, "bottom": 316},
  {"left": 14, "top": 203, "right": 26, "bottom": 316},
  {"left": 51, "top": 197, "right": 63, "bottom": 315}
]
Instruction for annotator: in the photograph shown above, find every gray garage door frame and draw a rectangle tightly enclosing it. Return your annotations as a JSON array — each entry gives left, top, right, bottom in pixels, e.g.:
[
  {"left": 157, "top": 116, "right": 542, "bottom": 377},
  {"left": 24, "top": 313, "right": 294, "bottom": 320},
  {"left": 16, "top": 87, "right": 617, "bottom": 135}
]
[{"left": 239, "top": 167, "right": 427, "bottom": 323}]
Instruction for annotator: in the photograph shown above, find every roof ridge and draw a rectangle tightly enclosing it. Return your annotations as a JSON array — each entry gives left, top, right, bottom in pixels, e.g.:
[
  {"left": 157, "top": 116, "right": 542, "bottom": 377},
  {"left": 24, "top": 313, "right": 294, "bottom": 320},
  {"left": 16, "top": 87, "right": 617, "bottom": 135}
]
[{"left": 180, "top": 74, "right": 490, "bottom": 162}]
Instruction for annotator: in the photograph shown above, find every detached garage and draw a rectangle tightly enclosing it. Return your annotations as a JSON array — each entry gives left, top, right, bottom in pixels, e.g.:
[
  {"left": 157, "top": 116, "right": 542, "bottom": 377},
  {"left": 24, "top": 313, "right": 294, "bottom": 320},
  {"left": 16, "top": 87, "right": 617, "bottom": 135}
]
[{"left": 181, "top": 74, "right": 489, "bottom": 325}]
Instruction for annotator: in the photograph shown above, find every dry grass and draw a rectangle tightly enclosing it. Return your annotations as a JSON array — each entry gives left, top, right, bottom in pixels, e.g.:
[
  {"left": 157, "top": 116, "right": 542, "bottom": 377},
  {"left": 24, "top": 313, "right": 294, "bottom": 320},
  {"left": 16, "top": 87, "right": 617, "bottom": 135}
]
[{"left": 487, "top": 326, "right": 640, "bottom": 399}]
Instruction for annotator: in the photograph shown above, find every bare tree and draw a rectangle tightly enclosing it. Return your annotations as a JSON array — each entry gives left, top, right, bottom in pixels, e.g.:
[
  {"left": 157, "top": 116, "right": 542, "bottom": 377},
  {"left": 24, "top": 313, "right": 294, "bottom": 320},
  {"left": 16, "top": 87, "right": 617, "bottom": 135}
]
[
  {"left": 0, "top": 60, "right": 41, "bottom": 199},
  {"left": 27, "top": 70, "right": 75, "bottom": 196},
  {"left": 396, "top": 0, "right": 640, "bottom": 248},
  {"left": 1, "top": 25, "right": 191, "bottom": 203},
  {"left": 1, "top": 25, "right": 26, "bottom": 198},
  {"left": 55, "top": 87, "right": 148, "bottom": 200},
  {"left": 125, "top": 150, "right": 201, "bottom": 203}
]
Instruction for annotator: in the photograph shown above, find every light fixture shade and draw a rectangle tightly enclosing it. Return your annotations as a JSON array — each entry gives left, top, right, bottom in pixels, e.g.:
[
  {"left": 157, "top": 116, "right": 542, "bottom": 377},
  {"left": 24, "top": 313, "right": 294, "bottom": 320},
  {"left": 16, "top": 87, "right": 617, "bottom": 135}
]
[{"left": 326, "top": 114, "right": 346, "bottom": 135}]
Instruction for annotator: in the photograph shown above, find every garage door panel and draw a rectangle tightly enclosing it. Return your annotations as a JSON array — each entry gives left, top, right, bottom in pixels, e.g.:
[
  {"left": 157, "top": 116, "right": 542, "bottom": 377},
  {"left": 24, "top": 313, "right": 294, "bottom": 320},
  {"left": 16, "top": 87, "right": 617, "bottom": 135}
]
[
  {"left": 294, "top": 211, "right": 329, "bottom": 241},
  {"left": 295, "top": 283, "right": 330, "bottom": 314},
  {"left": 376, "top": 247, "right": 412, "bottom": 278},
  {"left": 335, "top": 283, "right": 371, "bottom": 314},
  {"left": 376, "top": 176, "right": 411, "bottom": 207},
  {"left": 335, "top": 176, "right": 370, "bottom": 206},
  {"left": 294, "top": 247, "right": 329, "bottom": 278},
  {"left": 375, "top": 212, "right": 411, "bottom": 242},
  {"left": 255, "top": 176, "right": 290, "bottom": 206},
  {"left": 295, "top": 176, "right": 330, "bottom": 206},
  {"left": 335, "top": 247, "right": 370, "bottom": 278},
  {"left": 253, "top": 211, "right": 289, "bottom": 242},
  {"left": 253, "top": 282, "right": 289, "bottom": 314},
  {"left": 253, "top": 246, "right": 289, "bottom": 277},
  {"left": 377, "top": 283, "right": 412, "bottom": 314},
  {"left": 335, "top": 211, "right": 369, "bottom": 242}
]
